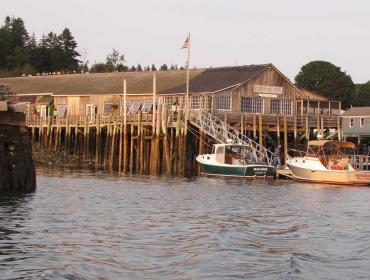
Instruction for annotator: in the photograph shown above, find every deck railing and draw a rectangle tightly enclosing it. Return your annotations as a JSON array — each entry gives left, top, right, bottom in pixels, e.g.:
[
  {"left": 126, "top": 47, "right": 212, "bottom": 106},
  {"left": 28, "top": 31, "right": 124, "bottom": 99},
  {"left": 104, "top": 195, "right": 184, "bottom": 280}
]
[{"left": 350, "top": 155, "right": 370, "bottom": 171}]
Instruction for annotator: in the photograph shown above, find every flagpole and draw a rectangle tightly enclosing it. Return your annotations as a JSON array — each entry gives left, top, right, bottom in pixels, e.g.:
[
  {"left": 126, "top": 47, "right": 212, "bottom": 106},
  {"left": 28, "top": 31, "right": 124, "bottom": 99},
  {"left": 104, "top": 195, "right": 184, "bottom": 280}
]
[
  {"left": 185, "top": 32, "right": 190, "bottom": 135},
  {"left": 186, "top": 33, "right": 190, "bottom": 111}
]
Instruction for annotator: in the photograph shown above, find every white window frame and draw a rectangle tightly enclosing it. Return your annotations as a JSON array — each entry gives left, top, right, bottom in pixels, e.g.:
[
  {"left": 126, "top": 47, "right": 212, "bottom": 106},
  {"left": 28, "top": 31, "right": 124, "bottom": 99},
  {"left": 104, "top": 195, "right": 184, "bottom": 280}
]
[
  {"left": 215, "top": 95, "right": 232, "bottom": 111},
  {"left": 360, "top": 118, "right": 365, "bottom": 128},
  {"left": 241, "top": 97, "right": 264, "bottom": 114},
  {"left": 349, "top": 118, "right": 354, "bottom": 128},
  {"left": 190, "top": 95, "right": 201, "bottom": 110},
  {"left": 103, "top": 103, "right": 113, "bottom": 114},
  {"left": 270, "top": 99, "right": 292, "bottom": 115},
  {"left": 57, "top": 104, "right": 67, "bottom": 117}
]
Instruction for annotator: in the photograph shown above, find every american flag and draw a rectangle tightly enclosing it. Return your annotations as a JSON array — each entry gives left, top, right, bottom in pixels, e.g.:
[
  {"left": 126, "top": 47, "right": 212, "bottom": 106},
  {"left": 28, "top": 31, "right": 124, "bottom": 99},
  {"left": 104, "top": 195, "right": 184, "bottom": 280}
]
[{"left": 181, "top": 36, "right": 189, "bottom": 49}]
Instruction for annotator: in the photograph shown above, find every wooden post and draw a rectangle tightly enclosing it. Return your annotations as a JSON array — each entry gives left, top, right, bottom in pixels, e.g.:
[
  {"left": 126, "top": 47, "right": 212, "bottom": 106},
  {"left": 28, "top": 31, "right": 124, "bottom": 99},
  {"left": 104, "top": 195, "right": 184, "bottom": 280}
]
[
  {"left": 305, "top": 116, "right": 309, "bottom": 140},
  {"left": 240, "top": 113, "right": 244, "bottom": 136},
  {"left": 321, "top": 117, "right": 324, "bottom": 138},
  {"left": 65, "top": 116, "right": 70, "bottom": 155},
  {"left": 283, "top": 114, "right": 288, "bottom": 165},
  {"left": 152, "top": 74, "right": 156, "bottom": 132},
  {"left": 74, "top": 118, "right": 78, "bottom": 157},
  {"left": 123, "top": 80, "right": 128, "bottom": 173},
  {"left": 129, "top": 124, "right": 134, "bottom": 174},
  {"left": 104, "top": 116, "right": 111, "bottom": 168},
  {"left": 316, "top": 115, "right": 320, "bottom": 138},
  {"left": 95, "top": 115, "right": 101, "bottom": 165},
  {"left": 47, "top": 116, "right": 52, "bottom": 150},
  {"left": 258, "top": 112, "right": 263, "bottom": 147},
  {"left": 276, "top": 115, "right": 280, "bottom": 144},
  {"left": 253, "top": 113, "right": 256, "bottom": 139},
  {"left": 138, "top": 111, "right": 144, "bottom": 175},
  {"left": 110, "top": 121, "right": 117, "bottom": 169},
  {"left": 83, "top": 116, "right": 88, "bottom": 159},
  {"left": 293, "top": 115, "right": 297, "bottom": 145},
  {"left": 118, "top": 124, "right": 123, "bottom": 173},
  {"left": 162, "top": 103, "right": 171, "bottom": 175},
  {"left": 337, "top": 116, "right": 341, "bottom": 140}
]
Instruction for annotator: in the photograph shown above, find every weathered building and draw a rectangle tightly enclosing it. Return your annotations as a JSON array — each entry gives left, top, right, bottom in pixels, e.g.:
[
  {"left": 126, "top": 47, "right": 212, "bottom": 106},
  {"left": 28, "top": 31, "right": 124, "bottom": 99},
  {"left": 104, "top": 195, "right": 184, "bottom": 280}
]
[{"left": 1, "top": 64, "right": 340, "bottom": 124}]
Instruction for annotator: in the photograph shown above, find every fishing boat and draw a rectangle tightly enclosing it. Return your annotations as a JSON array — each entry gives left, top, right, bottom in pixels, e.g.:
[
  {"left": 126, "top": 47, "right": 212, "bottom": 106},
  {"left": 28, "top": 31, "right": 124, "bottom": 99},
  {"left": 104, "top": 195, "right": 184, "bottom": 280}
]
[
  {"left": 196, "top": 143, "right": 276, "bottom": 179},
  {"left": 286, "top": 140, "right": 370, "bottom": 186}
]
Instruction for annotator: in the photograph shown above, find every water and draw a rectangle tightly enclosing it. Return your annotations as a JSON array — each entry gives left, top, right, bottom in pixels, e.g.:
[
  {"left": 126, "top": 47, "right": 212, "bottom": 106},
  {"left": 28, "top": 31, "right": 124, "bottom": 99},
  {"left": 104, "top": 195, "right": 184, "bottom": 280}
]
[{"left": 1, "top": 171, "right": 370, "bottom": 280}]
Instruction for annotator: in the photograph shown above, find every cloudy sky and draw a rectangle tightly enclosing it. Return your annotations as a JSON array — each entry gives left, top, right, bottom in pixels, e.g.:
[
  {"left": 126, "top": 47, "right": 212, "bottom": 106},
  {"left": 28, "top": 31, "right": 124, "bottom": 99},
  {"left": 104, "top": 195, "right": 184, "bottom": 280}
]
[{"left": 2, "top": 0, "right": 369, "bottom": 83}]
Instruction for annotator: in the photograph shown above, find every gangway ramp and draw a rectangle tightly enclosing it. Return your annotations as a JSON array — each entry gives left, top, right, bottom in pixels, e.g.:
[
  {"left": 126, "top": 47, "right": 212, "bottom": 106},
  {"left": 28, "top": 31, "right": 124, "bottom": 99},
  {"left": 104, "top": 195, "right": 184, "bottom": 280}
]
[{"left": 189, "top": 110, "right": 274, "bottom": 165}]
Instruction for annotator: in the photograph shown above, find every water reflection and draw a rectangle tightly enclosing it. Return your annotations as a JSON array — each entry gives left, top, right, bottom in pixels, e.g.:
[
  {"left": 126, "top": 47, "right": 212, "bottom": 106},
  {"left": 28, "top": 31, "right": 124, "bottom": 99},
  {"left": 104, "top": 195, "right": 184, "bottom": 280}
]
[{"left": 1, "top": 169, "right": 370, "bottom": 279}]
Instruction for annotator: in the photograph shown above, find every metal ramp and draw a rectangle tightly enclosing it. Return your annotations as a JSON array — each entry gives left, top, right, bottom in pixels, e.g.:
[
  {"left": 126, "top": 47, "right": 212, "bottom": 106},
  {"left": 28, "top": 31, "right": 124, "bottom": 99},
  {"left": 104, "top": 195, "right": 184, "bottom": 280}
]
[{"left": 189, "top": 110, "right": 274, "bottom": 165}]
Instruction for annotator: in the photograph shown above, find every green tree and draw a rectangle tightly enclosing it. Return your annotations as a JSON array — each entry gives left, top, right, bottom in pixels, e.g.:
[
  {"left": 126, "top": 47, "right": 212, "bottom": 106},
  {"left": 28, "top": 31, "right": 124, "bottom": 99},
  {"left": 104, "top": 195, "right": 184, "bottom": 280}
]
[
  {"left": 353, "top": 81, "right": 370, "bottom": 106},
  {"left": 137, "top": 64, "right": 142, "bottom": 71},
  {"left": 295, "top": 61, "right": 355, "bottom": 108},
  {"left": 59, "top": 28, "right": 80, "bottom": 71},
  {"left": 106, "top": 49, "right": 125, "bottom": 72},
  {"left": 151, "top": 64, "right": 157, "bottom": 71},
  {"left": 160, "top": 64, "right": 168, "bottom": 71}
]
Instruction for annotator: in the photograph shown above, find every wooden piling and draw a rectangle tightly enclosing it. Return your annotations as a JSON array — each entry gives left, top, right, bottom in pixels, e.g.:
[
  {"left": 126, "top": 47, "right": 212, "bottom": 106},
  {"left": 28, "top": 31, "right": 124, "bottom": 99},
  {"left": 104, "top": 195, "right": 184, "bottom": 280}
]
[
  {"left": 258, "top": 112, "right": 263, "bottom": 147},
  {"left": 283, "top": 114, "right": 288, "bottom": 164}
]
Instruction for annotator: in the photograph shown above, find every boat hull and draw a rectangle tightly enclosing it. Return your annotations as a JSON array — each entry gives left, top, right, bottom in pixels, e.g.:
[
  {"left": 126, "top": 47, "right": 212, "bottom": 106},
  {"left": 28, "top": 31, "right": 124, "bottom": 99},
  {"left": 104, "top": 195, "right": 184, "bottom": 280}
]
[
  {"left": 287, "top": 162, "right": 370, "bottom": 186},
  {"left": 198, "top": 161, "right": 275, "bottom": 179}
]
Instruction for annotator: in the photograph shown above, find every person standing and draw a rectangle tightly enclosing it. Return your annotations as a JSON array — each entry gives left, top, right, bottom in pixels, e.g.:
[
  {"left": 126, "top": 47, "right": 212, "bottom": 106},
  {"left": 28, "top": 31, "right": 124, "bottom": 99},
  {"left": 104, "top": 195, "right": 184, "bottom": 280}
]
[{"left": 273, "top": 144, "right": 282, "bottom": 167}]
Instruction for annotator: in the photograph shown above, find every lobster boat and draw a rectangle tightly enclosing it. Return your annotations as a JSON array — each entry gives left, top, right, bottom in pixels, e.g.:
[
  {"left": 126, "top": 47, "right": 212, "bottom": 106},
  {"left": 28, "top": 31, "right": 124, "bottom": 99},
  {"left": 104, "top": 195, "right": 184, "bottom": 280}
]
[
  {"left": 196, "top": 143, "right": 275, "bottom": 179},
  {"left": 286, "top": 140, "right": 370, "bottom": 186}
]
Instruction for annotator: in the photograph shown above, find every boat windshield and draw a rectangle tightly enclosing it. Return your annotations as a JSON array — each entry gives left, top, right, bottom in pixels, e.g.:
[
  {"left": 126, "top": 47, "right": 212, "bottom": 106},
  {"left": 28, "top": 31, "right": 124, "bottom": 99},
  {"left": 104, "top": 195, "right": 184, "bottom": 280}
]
[
  {"left": 225, "top": 145, "right": 256, "bottom": 165},
  {"left": 306, "top": 141, "right": 355, "bottom": 170}
]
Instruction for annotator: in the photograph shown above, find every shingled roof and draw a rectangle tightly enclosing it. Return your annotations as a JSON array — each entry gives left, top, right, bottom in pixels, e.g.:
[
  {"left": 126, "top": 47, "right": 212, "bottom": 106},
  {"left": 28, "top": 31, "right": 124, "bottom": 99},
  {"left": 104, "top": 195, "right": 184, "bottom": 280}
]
[
  {"left": 341, "top": 107, "right": 370, "bottom": 117},
  {"left": 160, "top": 64, "right": 269, "bottom": 94},
  {"left": 0, "top": 70, "right": 203, "bottom": 96}
]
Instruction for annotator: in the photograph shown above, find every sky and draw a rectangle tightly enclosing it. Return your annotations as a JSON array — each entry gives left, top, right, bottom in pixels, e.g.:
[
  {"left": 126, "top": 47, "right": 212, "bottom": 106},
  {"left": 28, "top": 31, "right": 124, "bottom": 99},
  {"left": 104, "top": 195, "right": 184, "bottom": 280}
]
[{"left": 2, "top": 0, "right": 370, "bottom": 83}]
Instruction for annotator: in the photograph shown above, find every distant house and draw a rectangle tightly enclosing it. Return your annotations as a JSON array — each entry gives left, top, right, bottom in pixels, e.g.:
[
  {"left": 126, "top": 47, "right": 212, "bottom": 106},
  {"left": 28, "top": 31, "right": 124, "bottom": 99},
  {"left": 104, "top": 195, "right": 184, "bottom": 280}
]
[
  {"left": 341, "top": 107, "right": 370, "bottom": 145},
  {"left": 0, "top": 64, "right": 341, "bottom": 124}
]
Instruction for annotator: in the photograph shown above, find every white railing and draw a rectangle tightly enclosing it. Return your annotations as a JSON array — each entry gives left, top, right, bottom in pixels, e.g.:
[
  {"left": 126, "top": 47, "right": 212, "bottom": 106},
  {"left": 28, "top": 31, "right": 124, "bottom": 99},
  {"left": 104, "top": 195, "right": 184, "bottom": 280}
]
[
  {"left": 350, "top": 155, "right": 370, "bottom": 171},
  {"left": 189, "top": 110, "right": 274, "bottom": 165}
]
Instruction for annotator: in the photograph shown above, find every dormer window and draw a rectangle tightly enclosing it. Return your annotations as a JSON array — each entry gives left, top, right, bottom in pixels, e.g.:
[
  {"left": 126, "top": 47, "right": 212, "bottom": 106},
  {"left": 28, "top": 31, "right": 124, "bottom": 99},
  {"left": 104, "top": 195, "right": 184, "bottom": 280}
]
[
  {"left": 360, "top": 118, "right": 365, "bottom": 128},
  {"left": 349, "top": 118, "right": 354, "bottom": 128}
]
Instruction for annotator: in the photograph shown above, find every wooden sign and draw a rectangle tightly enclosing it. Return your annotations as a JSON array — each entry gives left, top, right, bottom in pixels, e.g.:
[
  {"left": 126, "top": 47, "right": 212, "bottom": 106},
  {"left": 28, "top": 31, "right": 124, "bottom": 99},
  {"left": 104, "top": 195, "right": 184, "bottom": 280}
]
[
  {"left": 258, "top": 93, "right": 277, "bottom": 98},
  {"left": 254, "top": 85, "right": 283, "bottom": 94}
]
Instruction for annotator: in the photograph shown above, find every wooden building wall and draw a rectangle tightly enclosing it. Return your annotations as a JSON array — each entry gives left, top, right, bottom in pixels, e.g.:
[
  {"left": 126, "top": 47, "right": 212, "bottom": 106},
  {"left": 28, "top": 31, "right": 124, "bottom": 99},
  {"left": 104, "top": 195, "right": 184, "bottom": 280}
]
[{"left": 212, "top": 66, "right": 301, "bottom": 115}]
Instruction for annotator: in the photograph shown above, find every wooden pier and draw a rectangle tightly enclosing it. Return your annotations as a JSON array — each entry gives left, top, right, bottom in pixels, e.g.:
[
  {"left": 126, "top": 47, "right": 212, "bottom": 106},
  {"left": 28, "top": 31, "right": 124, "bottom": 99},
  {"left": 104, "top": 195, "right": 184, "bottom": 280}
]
[{"left": 26, "top": 105, "right": 342, "bottom": 176}]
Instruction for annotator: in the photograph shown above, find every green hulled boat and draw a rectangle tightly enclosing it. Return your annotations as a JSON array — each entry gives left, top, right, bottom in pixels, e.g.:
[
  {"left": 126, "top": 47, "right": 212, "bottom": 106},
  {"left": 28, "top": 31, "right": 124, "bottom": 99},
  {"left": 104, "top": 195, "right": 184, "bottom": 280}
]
[{"left": 196, "top": 144, "right": 275, "bottom": 179}]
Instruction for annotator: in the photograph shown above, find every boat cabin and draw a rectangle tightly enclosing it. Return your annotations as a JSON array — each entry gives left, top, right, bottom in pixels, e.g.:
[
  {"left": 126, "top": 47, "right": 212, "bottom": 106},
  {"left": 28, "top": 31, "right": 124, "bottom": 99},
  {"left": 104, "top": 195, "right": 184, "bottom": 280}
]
[
  {"left": 214, "top": 144, "right": 261, "bottom": 165},
  {"left": 306, "top": 140, "right": 355, "bottom": 170}
]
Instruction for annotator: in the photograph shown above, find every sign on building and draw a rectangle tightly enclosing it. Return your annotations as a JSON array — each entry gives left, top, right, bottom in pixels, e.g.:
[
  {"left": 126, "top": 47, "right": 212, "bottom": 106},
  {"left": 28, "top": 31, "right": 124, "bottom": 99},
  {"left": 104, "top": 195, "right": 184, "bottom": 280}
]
[{"left": 254, "top": 85, "right": 283, "bottom": 95}]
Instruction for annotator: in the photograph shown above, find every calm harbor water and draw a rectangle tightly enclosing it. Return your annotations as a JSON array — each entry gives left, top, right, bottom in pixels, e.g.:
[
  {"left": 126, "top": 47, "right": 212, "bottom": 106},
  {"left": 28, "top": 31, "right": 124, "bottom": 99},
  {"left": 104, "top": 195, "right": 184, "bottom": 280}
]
[{"left": 1, "top": 170, "right": 370, "bottom": 279}]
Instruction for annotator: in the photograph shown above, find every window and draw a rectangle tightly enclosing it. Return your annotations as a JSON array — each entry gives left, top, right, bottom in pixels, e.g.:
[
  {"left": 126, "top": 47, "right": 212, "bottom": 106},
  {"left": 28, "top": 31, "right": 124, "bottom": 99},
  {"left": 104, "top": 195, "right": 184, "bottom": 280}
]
[
  {"left": 270, "top": 99, "right": 292, "bottom": 115},
  {"left": 179, "top": 96, "right": 185, "bottom": 109},
  {"left": 190, "top": 95, "right": 200, "bottom": 109},
  {"left": 104, "top": 103, "right": 113, "bottom": 114},
  {"left": 216, "top": 95, "right": 231, "bottom": 110},
  {"left": 241, "top": 97, "right": 263, "bottom": 113},
  {"left": 360, "top": 118, "right": 365, "bottom": 128},
  {"left": 164, "top": 96, "right": 173, "bottom": 107},
  {"left": 142, "top": 100, "right": 153, "bottom": 113},
  {"left": 349, "top": 118, "right": 354, "bottom": 128},
  {"left": 57, "top": 104, "right": 67, "bottom": 117},
  {"left": 129, "top": 101, "right": 142, "bottom": 113}
]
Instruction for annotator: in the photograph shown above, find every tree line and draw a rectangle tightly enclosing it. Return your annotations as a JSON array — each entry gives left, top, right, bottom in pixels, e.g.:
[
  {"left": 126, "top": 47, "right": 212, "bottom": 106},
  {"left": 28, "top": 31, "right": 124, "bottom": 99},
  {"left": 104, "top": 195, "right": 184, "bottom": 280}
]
[
  {"left": 89, "top": 49, "right": 184, "bottom": 73},
  {"left": 294, "top": 61, "right": 370, "bottom": 108},
  {"left": 0, "top": 16, "right": 184, "bottom": 78},
  {"left": 0, "top": 16, "right": 80, "bottom": 76}
]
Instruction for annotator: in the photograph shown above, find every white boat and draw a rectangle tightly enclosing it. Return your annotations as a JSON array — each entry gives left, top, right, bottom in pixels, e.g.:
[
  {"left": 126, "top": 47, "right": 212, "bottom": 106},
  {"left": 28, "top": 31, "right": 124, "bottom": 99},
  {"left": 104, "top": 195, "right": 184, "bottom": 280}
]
[
  {"left": 286, "top": 140, "right": 370, "bottom": 186},
  {"left": 196, "top": 143, "right": 275, "bottom": 179}
]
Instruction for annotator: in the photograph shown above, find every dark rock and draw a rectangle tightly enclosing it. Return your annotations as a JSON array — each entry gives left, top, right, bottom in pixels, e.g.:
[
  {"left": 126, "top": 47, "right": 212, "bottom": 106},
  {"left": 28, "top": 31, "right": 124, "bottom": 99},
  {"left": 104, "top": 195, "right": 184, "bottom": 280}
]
[{"left": 0, "top": 125, "right": 36, "bottom": 193}]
